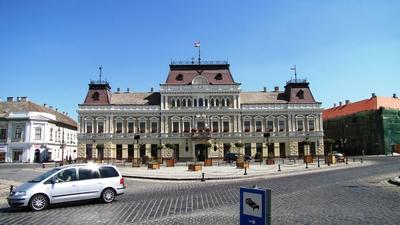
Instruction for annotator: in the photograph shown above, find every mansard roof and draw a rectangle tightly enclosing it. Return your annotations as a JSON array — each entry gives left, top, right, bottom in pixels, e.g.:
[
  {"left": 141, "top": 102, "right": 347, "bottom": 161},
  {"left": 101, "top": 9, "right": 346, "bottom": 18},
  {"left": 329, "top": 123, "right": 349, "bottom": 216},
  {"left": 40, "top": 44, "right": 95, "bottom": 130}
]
[
  {"left": 240, "top": 92, "right": 288, "bottom": 104},
  {"left": 165, "top": 62, "right": 236, "bottom": 85},
  {"left": 0, "top": 101, "right": 77, "bottom": 128},
  {"left": 110, "top": 92, "right": 161, "bottom": 105}
]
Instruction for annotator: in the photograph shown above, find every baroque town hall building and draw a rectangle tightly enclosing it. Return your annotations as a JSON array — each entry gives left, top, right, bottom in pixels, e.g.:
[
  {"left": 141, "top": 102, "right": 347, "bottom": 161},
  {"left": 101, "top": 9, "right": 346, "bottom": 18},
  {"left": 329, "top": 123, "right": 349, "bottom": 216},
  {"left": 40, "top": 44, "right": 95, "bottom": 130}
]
[{"left": 77, "top": 61, "right": 324, "bottom": 162}]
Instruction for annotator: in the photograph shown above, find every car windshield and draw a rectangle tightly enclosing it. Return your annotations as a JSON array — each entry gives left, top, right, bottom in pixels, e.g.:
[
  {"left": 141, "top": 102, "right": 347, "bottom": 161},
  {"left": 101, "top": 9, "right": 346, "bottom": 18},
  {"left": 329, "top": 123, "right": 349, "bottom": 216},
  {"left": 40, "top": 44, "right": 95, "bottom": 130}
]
[{"left": 29, "top": 168, "right": 61, "bottom": 182}]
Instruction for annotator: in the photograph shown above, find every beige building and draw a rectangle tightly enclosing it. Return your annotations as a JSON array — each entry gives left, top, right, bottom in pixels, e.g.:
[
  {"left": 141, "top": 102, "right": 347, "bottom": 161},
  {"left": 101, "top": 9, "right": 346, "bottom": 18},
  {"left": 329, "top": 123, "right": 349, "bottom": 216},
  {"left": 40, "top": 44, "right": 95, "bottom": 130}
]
[{"left": 77, "top": 61, "right": 324, "bottom": 162}]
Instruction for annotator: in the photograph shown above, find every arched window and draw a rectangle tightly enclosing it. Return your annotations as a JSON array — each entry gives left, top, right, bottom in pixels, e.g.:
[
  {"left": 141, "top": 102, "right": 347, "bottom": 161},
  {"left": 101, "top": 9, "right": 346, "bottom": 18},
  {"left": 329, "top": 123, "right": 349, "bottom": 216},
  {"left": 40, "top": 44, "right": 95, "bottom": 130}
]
[
  {"left": 210, "top": 98, "right": 214, "bottom": 107},
  {"left": 205, "top": 99, "right": 208, "bottom": 107},
  {"left": 188, "top": 99, "right": 192, "bottom": 107},
  {"left": 194, "top": 99, "right": 197, "bottom": 107},
  {"left": 297, "top": 90, "right": 304, "bottom": 99},
  {"left": 215, "top": 73, "right": 223, "bottom": 80},
  {"left": 182, "top": 99, "right": 186, "bottom": 107},
  {"left": 226, "top": 98, "right": 230, "bottom": 107},
  {"left": 176, "top": 74, "right": 183, "bottom": 81},
  {"left": 192, "top": 75, "right": 209, "bottom": 85},
  {"left": 171, "top": 99, "right": 175, "bottom": 107},
  {"left": 221, "top": 99, "right": 226, "bottom": 107},
  {"left": 216, "top": 99, "right": 219, "bottom": 107},
  {"left": 177, "top": 99, "right": 180, "bottom": 107},
  {"left": 199, "top": 98, "right": 203, "bottom": 107}
]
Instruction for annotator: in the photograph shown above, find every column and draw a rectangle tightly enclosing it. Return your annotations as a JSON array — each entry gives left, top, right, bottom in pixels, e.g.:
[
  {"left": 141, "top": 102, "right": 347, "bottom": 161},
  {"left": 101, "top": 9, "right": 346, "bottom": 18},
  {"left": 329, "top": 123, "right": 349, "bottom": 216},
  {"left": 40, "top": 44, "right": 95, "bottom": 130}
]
[
  {"left": 262, "top": 143, "right": 268, "bottom": 158},
  {"left": 274, "top": 142, "right": 280, "bottom": 157},
  {"left": 122, "top": 144, "right": 128, "bottom": 160}
]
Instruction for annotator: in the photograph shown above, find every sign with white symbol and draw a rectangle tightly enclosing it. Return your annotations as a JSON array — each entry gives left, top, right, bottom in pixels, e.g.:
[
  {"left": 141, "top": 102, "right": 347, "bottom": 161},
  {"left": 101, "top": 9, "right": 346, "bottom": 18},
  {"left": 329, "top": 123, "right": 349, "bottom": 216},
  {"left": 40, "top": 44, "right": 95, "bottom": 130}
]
[{"left": 240, "top": 186, "right": 271, "bottom": 225}]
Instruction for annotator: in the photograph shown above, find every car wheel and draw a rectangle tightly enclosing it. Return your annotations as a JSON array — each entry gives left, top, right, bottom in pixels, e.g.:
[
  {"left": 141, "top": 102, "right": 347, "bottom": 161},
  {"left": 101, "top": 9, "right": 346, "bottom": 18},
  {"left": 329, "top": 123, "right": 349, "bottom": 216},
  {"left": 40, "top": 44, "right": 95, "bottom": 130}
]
[
  {"left": 101, "top": 188, "right": 116, "bottom": 203},
  {"left": 29, "top": 194, "right": 48, "bottom": 211}
]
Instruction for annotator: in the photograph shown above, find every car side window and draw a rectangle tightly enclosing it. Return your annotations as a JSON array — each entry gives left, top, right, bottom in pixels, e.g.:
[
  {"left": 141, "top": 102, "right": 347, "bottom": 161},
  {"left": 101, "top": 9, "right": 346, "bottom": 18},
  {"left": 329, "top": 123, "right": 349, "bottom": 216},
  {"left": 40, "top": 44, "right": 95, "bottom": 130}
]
[
  {"left": 78, "top": 168, "right": 100, "bottom": 180},
  {"left": 55, "top": 168, "right": 77, "bottom": 183},
  {"left": 99, "top": 167, "right": 119, "bottom": 178}
]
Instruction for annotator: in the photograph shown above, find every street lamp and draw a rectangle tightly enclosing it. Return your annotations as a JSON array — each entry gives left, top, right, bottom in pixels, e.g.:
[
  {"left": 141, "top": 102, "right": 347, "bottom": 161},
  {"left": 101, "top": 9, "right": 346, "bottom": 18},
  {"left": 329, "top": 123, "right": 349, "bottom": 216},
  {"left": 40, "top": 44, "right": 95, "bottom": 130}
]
[{"left": 58, "top": 127, "right": 65, "bottom": 165}]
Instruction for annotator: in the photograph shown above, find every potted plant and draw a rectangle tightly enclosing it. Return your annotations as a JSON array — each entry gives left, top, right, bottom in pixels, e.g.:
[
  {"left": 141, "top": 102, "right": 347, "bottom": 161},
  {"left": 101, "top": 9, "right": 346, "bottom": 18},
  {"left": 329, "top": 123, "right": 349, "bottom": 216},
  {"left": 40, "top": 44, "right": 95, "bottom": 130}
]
[{"left": 164, "top": 143, "right": 175, "bottom": 167}]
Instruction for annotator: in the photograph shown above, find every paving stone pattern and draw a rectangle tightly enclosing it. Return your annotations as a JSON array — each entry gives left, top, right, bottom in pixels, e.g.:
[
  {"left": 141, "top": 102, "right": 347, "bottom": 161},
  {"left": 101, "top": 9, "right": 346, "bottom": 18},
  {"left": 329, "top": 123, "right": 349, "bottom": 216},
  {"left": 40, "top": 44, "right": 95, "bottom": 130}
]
[{"left": 0, "top": 157, "right": 399, "bottom": 225}]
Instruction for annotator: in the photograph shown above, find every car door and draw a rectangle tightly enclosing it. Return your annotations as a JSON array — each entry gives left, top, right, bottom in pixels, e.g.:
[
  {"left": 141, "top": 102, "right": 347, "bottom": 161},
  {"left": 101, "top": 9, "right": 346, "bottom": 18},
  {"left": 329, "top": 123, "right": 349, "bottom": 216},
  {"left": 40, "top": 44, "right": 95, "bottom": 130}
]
[
  {"left": 76, "top": 167, "right": 103, "bottom": 200},
  {"left": 48, "top": 168, "right": 79, "bottom": 203}
]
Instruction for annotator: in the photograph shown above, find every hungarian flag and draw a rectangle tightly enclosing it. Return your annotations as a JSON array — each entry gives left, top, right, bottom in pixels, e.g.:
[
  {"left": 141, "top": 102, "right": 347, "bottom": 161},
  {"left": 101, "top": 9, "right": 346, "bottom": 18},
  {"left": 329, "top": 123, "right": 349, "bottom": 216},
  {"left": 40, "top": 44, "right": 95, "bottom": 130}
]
[{"left": 194, "top": 41, "right": 200, "bottom": 47}]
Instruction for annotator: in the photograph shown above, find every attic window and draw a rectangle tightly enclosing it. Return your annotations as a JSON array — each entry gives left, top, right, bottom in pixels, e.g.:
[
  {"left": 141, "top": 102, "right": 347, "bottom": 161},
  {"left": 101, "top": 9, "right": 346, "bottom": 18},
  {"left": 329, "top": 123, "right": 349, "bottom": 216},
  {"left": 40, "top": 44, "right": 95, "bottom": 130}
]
[
  {"left": 296, "top": 90, "right": 304, "bottom": 99},
  {"left": 215, "top": 73, "right": 223, "bottom": 80},
  {"left": 92, "top": 92, "right": 100, "bottom": 101},
  {"left": 176, "top": 74, "right": 183, "bottom": 81}
]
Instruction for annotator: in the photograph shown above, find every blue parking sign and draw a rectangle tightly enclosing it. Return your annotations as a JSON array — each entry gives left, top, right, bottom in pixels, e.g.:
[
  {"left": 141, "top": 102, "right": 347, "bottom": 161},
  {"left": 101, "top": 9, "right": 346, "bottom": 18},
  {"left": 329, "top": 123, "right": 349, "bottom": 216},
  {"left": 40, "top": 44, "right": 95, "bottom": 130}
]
[{"left": 240, "top": 186, "right": 271, "bottom": 225}]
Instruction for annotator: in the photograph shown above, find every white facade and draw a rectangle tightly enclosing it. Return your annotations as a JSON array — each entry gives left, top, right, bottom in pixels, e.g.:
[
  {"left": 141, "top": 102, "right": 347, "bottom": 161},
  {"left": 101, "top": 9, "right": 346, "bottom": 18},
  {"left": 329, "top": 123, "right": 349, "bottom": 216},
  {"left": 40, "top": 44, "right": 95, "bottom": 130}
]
[{"left": 0, "top": 111, "right": 77, "bottom": 163}]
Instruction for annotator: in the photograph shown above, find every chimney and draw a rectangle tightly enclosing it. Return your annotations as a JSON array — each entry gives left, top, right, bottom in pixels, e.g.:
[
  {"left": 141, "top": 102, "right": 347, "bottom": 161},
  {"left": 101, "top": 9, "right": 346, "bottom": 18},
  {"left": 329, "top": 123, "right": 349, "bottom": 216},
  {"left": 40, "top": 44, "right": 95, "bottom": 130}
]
[
  {"left": 274, "top": 86, "right": 279, "bottom": 92},
  {"left": 126, "top": 88, "right": 130, "bottom": 93},
  {"left": 150, "top": 87, "right": 154, "bottom": 92},
  {"left": 55, "top": 108, "right": 58, "bottom": 111},
  {"left": 117, "top": 88, "right": 120, "bottom": 93},
  {"left": 43, "top": 103, "right": 47, "bottom": 107},
  {"left": 333, "top": 103, "right": 337, "bottom": 107},
  {"left": 65, "top": 112, "right": 68, "bottom": 116},
  {"left": 393, "top": 93, "right": 397, "bottom": 99},
  {"left": 16, "top": 97, "right": 21, "bottom": 102},
  {"left": 20, "top": 97, "right": 27, "bottom": 102},
  {"left": 7, "top": 97, "right": 13, "bottom": 102},
  {"left": 49, "top": 106, "right": 53, "bottom": 109},
  {"left": 371, "top": 93, "right": 376, "bottom": 98},
  {"left": 345, "top": 100, "right": 350, "bottom": 105},
  {"left": 263, "top": 87, "right": 267, "bottom": 92},
  {"left": 339, "top": 101, "right": 342, "bottom": 106}
]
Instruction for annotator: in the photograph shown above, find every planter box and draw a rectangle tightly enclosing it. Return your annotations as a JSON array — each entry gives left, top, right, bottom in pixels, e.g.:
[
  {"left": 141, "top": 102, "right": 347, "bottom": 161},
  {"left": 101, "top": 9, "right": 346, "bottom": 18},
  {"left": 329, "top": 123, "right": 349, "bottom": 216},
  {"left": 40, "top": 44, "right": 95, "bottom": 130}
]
[
  {"left": 188, "top": 164, "right": 202, "bottom": 171},
  {"left": 148, "top": 162, "right": 160, "bottom": 169},
  {"left": 204, "top": 159, "right": 212, "bottom": 166},
  {"left": 236, "top": 162, "right": 249, "bottom": 169},
  {"left": 166, "top": 159, "right": 175, "bottom": 167},
  {"left": 303, "top": 155, "right": 313, "bottom": 164},
  {"left": 266, "top": 159, "right": 275, "bottom": 165}
]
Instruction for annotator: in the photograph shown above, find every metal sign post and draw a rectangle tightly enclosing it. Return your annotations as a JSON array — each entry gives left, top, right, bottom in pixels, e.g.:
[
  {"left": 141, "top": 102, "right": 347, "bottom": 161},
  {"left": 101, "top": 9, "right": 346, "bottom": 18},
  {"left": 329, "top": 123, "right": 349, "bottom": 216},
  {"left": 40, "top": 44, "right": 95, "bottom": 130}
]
[{"left": 240, "top": 186, "right": 271, "bottom": 225}]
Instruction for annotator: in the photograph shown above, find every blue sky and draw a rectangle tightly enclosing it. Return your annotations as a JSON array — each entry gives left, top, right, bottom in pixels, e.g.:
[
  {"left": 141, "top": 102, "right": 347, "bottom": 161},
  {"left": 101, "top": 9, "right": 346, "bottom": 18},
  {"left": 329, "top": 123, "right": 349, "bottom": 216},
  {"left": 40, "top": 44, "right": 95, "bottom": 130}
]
[{"left": 1, "top": 0, "right": 399, "bottom": 119}]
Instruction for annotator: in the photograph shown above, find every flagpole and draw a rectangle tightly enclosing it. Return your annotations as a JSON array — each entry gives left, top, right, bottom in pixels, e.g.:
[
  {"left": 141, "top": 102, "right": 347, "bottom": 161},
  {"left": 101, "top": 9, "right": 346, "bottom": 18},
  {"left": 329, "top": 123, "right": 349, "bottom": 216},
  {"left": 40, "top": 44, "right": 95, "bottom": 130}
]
[
  {"left": 198, "top": 45, "right": 201, "bottom": 65},
  {"left": 294, "top": 65, "right": 297, "bottom": 82}
]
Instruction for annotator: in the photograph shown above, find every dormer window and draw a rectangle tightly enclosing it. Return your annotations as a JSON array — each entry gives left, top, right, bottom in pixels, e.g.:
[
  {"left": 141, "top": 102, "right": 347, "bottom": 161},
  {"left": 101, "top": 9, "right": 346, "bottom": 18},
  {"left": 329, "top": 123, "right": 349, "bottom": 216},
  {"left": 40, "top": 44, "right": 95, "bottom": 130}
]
[
  {"left": 297, "top": 90, "right": 304, "bottom": 99},
  {"left": 176, "top": 74, "right": 183, "bottom": 81},
  {"left": 215, "top": 73, "right": 223, "bottom": 80},
  {"left": 92, "top": 92, "right": 100, "bottom": 101}
]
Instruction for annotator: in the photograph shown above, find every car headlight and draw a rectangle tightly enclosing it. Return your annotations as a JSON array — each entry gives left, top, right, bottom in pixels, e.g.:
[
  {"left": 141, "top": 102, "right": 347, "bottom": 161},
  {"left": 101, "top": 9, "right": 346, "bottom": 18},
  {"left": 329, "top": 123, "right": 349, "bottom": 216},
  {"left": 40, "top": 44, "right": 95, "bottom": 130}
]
[{"left": 12, "top": 191, "right": 26, "bottom": 197}]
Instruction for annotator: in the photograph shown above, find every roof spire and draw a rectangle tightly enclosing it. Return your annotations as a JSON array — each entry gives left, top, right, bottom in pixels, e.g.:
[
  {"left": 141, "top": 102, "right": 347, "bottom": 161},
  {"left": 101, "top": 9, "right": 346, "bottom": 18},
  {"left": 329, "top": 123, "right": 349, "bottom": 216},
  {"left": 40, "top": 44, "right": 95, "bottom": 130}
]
[{"left": 99, "top": 65, "right": 102, "bottom": 82}]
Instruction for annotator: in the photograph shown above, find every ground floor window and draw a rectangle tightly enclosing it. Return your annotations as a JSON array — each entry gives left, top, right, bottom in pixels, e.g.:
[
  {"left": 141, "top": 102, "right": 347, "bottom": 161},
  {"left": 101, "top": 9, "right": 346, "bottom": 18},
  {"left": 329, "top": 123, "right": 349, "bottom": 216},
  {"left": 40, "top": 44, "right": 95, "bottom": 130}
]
[
  {"left": 97, "top": 144, "right": 104, "bottom": 161},
  {"left": 128, "top": 144, "right": 134, "bottom": 161},
  {"left": 267, "top": 143, "right": 274, "bottom": 158},
  {"left": 151, "top": 144, "right": 157, "bottom": 159},
  {"left": 140, "top": 144, "right": 146, "bottom": 158},
  {"left": 279, "top": 143, "right": 286, "bottom": 158}
]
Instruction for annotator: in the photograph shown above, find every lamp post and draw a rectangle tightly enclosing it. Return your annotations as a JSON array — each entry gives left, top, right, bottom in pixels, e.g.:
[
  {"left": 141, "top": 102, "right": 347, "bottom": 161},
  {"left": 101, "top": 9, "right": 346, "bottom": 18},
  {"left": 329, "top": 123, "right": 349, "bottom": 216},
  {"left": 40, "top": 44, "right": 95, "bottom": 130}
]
[{"left": 58, "top": 127, "right": 65, "bottom": 165}]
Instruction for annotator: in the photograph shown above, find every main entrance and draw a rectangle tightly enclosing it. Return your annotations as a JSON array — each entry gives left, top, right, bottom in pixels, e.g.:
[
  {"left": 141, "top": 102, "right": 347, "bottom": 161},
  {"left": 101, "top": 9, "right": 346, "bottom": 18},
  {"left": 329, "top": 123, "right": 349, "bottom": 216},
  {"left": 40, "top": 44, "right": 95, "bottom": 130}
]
[{"left": 195, "top": 144, "right": 208, "bottom": 161}]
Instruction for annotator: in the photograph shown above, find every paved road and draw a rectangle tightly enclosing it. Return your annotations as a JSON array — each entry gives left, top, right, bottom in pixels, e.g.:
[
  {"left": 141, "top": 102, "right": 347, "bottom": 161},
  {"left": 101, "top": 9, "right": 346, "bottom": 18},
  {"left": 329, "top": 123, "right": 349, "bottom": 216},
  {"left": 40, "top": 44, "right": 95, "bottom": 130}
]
[{"left": 0, "top": 157, "right": 399, "bottom": 225}]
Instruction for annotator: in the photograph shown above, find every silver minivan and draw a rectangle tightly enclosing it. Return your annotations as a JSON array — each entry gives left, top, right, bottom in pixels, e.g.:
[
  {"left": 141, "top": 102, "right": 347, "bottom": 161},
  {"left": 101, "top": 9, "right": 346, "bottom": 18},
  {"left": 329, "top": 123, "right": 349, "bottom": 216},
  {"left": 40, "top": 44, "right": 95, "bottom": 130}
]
[{"left": 7, "top": 163, "right": 125, "bottom": 211}]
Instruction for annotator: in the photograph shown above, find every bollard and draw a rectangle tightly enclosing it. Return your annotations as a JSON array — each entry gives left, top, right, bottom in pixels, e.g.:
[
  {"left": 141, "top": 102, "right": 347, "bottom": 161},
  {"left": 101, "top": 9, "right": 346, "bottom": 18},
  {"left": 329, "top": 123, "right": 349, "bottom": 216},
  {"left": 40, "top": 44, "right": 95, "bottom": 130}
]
[
  {"left": 360, "top": 158, "right": 363, "bottom": 163},
  {"left": 201, "top": 172, "right": 205, "bottom": 182},
  {"left": 305, "top": 162, "right": 308, "bottom": 169},
  {"left": 42, "top": 163, "right": 45, "bottom": 168},
  {"left": 318, "top": 159, "right": 320, "bottom": 168},
  {"left": 345, "top": 157, "right": 348, "bottom": 165},
  {"left": 278, "top": 164, "right": 281, "bottom": 172},
  {"left": 328, "top": 160, "right": 330, "bottom": 166},
  {"left": 10, "top": 185, "right": 14, "bottom": 193},
  {"left": 244, "top": 167, "right": 248, "bottom": 175}
]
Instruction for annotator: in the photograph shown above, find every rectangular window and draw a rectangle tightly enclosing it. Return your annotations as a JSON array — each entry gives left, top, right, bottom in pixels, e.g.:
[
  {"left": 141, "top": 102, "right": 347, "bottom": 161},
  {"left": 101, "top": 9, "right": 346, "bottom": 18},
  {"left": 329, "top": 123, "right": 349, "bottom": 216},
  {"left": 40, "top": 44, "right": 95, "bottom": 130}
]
[
  {"left": 279, "top": 120, "right": 285, "bottom": 132},
  {"left": 98, "top": 121, "right": 104, "bottom": 133},
  {"left": 128, "top": 122, "right": 134, "bottom": 133},
  {"left": 86, "top": 144, "right": 92, "bottom": 160},
  {"left": 86, "top": 123, "right": 92, "bottom": 133},
  {"left": 172, "top": 122, "right": 179, "bottom": 133},
  {"left": 139, "top": 122, "right": 146, "bottom": 133},
  {"left": 116, "top": 122, "right": 122, "bottom": 133},
  {"left": 267, "top": 121, "right": 273, "bottom": 132},
  {"left": 151, "top": 122, "right": 157, "bottom": 133},
  {"left": 35, "top": 127, "right": 42, "bottom": 140},
  {"left": 197, "top": 121, "right": 205, "bottom": 130},
  {"left": 223, "top": 121, "right": 229, "bottom": 133},
  {"left": 255, "top": 121, "right": 262, "bottom": 132},
  {"left": 212, "top": 122, "right": 218, "bottom": 132},
  {"left": 116, "top": 144, "right": 122, "bottom": 160},
  {"left": 128, "top": 144, "right": 134, "bottom": 160},
  {"left": 183, "top": 122, "right": 190, "bottom": 133},
  {"left": 0, "top": 128, "right": 6, "bottom": 139},
  {"left": 49, "top": 128, "right": 53, "bottom": 141},
  {"left": 308, "top": 120, "right": 315, "bottom": 131},
  {"left": 297, "top": 120, "right": 304, "bottom": 131},
  {"left": 244, "top": 121, "right": 250, "bottom": 132}
]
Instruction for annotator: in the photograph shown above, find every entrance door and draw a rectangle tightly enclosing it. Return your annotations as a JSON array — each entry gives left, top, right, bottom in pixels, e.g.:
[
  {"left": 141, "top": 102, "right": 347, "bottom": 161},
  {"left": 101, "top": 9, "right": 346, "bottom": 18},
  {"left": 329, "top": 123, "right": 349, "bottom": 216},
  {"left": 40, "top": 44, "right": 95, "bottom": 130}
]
[
  {"left": 12, "top": 150, "right": 22, "bottom": 162},
  {"left": 279, "top": 143, "right": 286, "bottom": 158},
  {"left": 97, "top": 145, "right": 104, "bottom": 161},
  {"left": 267, "top": 143, "right": 274, "bottom": 158},
  {"left": 298, "top": 143, "right": 305, "bottom": 158},
  {"left": 34, "top": 149, "right": 40, "bottom": 163},
  {"left": 116, "top": 145, "right": 122, "bottom": 161},
  {"left": 195, "top": 144, "right": 207, "bottom": 161}
]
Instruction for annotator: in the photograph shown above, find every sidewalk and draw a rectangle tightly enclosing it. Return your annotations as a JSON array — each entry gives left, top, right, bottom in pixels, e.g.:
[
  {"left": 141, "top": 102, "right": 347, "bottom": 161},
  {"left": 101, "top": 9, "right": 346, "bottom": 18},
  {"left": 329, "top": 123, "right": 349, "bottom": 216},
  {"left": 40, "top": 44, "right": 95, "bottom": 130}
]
[{"left": 118, "top": 159, "right": 372, "bottom": 181}]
